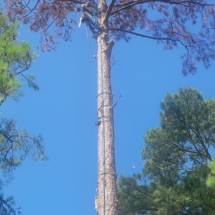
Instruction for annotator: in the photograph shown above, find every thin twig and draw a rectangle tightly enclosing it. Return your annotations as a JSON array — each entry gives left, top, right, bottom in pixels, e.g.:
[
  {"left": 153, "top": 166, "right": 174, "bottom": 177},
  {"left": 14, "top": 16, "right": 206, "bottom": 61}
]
[{"left": 112, "top": 95, "right": 121, "bottom": 109}]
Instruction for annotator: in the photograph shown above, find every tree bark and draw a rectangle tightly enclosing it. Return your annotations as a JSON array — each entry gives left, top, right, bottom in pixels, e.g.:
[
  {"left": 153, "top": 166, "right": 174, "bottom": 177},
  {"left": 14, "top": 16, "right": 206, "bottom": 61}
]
[{"left": 95, "top": 3, "right": 118, "bottom": 213}]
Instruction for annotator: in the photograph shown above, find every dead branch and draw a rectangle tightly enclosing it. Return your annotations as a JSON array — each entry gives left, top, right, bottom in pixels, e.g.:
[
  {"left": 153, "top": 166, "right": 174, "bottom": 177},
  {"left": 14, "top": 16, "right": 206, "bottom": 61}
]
[
  {"left": 58, "top": 0, "right": 98, "bottom": 9},
  {"left": 22, "top": 0, "right": 41, "bottom": 19},
  {"left": 110, "top": 0, "right": 214, "bottom": 17},
  {"left": 112, "top": 95, "right": 121, "bottom": 109},
  {"left": 108, "top": 28, "right": 187, "bottom": 47},
  {"left": 111, "top": 0, "right": 151, "bottom": 16},
  {"left": 105, "top": 0, "right": 117, "bottom": 19},
  {"left": 57, "top": 0, "right": 85, "bottom": 5}
]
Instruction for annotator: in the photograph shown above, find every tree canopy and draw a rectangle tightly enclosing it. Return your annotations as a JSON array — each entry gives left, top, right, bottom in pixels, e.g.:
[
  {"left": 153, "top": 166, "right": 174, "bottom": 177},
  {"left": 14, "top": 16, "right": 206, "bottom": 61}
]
[
  {"left": 118, "top": 87, "right": 215, "bottom": 215},
  {"left": 3, "top": 0, "right": 215, "bottom": 74}
]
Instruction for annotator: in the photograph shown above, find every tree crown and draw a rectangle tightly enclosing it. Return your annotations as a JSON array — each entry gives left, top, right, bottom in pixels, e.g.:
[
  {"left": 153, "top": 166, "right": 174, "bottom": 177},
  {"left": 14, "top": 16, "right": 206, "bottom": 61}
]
[{"left": 3, "top": 0, "right": 215, "bottom": 74}]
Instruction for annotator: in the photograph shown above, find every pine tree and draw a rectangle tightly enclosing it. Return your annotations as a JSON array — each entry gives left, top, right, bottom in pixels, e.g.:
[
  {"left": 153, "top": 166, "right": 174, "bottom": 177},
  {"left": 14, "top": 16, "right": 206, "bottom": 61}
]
[
  {"left": 118, "top": 87, "right": 215, "bottom": 215},
  {"left": 3, "top": 1, "right": 215, "bottom": 215},
  {"left": 0, "top": 12, "right": 47, "bottom": 215},
  {"left": 0, "top": 11, "right": 47, "bottom": 179},
  {"left": 207, "top": 157, "right": 215, "bottom": 188}
]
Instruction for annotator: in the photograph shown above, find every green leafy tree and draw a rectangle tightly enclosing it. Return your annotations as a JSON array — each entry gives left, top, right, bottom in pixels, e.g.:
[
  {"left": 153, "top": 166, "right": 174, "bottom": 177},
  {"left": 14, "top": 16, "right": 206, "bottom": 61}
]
[
  {"left": 0, "top": 13, "right": 47, "bottom": 214},
  {"left": 118, "top": 87, "right": 215, "bottom": 215}
]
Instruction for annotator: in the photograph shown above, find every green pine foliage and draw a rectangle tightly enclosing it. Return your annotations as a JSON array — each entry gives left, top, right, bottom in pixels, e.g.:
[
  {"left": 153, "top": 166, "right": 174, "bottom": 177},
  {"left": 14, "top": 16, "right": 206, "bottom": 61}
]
[
  {"left": 207, "top": 157, "right": 215, "bottom": 188},
  {"left": 118, "top": 87, "right": 215, "bottom": 215},
  {"left": 0, "top": 12, "right": 38, "bottom": 105},
  {"left": 0, "top": 11, "right": 47, "bottom": 182},
  {"left": 0, "top": 188, "right": 16, "bottom": 215},
  {"left": 0, "top": 118, "right": 47, "bottom": 181},
  {"left": 0, "top": 12, "right": 47, "bottom": 214}
]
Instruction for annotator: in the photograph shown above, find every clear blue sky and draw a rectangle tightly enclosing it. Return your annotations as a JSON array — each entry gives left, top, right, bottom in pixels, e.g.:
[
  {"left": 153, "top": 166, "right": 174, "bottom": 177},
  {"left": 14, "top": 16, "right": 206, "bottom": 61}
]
[{"left": 1, "top": 19, "right": 215, "bottom": 215}]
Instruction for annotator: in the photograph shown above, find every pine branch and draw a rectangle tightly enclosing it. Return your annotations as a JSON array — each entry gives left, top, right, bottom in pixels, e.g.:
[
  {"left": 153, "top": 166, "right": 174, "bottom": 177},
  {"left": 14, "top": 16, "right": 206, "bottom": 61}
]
[
  {"left": 105, "top": 0, "right": 117, "bottom": 18},
  {"left": 22, "top": 0, "right": 41, "bottom": 19},
  {"left": 0, "top": 197, "right": 16, "bottom": 215},
  {"left": 111, "top": 0, "right": 151, "bottom": 16},
  {"left": 21, "top": 74, "right": 40, "bottom": 91},
  {"left": 110, "top": 0, "right": 214, "bottom": 16},
  {"left": 58, "top": 0, "right": 84, "bottom": 4},
  {"left": 0, "top": 98, "right": 6, "bottom": 106},
  {"left": 15, "top": 64, "right": 31, "bottom": 76},
  {"left": 21, "top": 0, "right": 31, "bottom": 11},
  {"left": 108, "top": 28, "right": 187, "bottom": 47},
  {"left": 57, "top": 0, "right": 98, "bottom": 9}
]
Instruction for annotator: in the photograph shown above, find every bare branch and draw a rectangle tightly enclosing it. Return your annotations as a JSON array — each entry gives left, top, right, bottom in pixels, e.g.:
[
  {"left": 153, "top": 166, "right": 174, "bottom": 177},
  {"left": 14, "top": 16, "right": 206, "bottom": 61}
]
[{"left": 112, "top": 95, "right": 121, "bottom": 109}]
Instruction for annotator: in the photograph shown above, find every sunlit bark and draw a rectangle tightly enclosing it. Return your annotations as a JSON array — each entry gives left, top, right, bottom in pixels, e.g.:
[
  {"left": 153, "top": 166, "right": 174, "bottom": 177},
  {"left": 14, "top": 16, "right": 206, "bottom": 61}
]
[{"left": 96, "top": 1, "right": 118, "bottom": 213}]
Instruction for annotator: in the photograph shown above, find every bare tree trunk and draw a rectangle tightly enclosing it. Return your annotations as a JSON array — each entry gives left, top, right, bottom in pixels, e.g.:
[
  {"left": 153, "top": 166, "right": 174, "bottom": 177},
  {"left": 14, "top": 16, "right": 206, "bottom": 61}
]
[{"left": 95, "top": 4, "right": 118, "bottom": 213}]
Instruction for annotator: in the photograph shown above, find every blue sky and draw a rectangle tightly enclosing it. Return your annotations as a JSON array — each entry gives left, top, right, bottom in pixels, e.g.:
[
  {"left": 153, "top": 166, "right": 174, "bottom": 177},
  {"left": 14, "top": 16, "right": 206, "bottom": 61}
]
[{"left": 1, "top": 19, "right": 215, "bottom": 215}]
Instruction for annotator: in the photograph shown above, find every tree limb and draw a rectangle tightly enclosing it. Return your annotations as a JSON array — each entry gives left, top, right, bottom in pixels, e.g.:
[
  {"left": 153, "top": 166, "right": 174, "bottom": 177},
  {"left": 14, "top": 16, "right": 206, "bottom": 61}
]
[
  {"left": 0, "top": 197, "right": 16, "bottom": 215},
  {"left": 22, "top": 0, "right": 41, "bottom": 19},
  {"left": 56, "top": 0, "right": 85, "bottom": 4},
  {"left": 110, "top": 0, "right": 214, "bottom": 16},
  {"left": 105, "top": 0, "right": 117, "bottom": 19},
  {"left": 112, "top": 95, "right": 121, "bottom": 109},
  {"left": 108, "top": 28, "right": 186, "bottom": 47},
  {"left": 189, "top": 126, "right": 212, "bottom": 161},
  {"left": 15, "top": 64, "right": 31, "bottom": 76},
  {"left": 57, "top": 0, "right": 98, "bottom": 9},
  {"left": 111, "top": 0, "right": 151, "bottom": 16}
]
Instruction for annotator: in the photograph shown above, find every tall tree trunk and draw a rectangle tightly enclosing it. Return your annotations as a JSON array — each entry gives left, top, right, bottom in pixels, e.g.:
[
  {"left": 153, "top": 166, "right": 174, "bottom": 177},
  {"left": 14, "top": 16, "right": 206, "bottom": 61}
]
[{"left": 95, "top": 2, "right": 118, "bottom": 213}]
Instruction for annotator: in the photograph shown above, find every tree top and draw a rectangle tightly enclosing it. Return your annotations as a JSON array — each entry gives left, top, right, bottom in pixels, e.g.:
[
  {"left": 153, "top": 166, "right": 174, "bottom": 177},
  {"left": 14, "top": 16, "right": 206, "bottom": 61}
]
[{"left": 3, "top": 0, "right": 215, "bottom": 74}]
